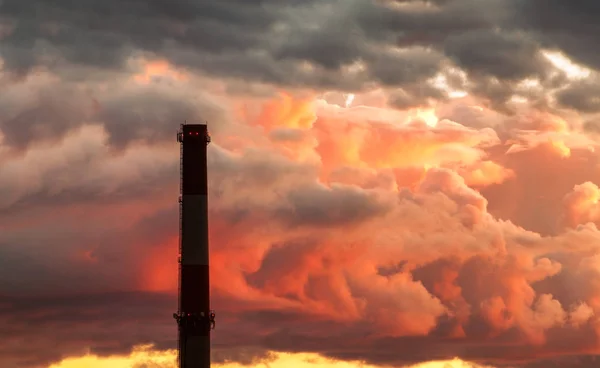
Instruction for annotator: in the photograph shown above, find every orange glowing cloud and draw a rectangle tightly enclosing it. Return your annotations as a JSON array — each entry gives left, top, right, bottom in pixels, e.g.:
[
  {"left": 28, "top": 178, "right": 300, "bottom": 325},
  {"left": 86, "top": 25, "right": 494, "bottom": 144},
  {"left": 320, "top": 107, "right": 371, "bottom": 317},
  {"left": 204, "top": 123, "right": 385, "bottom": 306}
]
[
  {"left": 562, "top": 182, "right": 600, "bottom": 228},
  {"left": 253, "top": 92, "right": 317, "bottom": 131},
  {"left": 459, "top": 160, "right": 515, "bottom": 187},
  {"left": 140, "top": 235, "right": 179, "bottom": 293},
  {"left": 170, "top": 91, "right": 600, "bottom": 366},
  {"left": 9, "top": 79, "right": 600, "bottom": 368}
]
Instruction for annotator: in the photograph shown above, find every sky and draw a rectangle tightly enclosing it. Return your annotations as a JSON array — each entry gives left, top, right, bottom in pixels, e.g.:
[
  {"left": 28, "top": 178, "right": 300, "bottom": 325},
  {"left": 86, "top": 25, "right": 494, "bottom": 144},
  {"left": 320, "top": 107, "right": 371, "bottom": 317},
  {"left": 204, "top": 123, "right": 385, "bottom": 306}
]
[{"left": 4, "top": 0, "right": 600, "bottom": 367}]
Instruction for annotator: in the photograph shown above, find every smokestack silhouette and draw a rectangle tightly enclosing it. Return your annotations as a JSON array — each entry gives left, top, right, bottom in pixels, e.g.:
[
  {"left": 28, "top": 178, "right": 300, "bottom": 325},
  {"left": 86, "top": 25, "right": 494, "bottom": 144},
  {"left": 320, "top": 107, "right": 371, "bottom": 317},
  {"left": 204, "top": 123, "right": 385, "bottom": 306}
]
[{"left": 173, "top": 123, "right": 214, "bottom": 368}]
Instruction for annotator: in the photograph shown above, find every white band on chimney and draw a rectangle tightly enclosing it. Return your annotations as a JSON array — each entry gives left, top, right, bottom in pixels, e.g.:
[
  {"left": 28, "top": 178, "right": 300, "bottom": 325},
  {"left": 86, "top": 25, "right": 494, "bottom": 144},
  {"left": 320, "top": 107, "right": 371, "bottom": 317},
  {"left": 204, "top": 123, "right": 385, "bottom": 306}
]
[{"left": 181, "top": 194, "right": 209, "bottom": 266}]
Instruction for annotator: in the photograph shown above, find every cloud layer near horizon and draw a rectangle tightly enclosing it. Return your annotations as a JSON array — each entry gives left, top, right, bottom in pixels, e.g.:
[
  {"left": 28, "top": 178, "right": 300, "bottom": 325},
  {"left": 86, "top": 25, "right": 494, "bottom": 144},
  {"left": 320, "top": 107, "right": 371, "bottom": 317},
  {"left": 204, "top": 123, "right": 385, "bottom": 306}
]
[{"left": 4, "top": 1, "right": 600, "bottom": 368}]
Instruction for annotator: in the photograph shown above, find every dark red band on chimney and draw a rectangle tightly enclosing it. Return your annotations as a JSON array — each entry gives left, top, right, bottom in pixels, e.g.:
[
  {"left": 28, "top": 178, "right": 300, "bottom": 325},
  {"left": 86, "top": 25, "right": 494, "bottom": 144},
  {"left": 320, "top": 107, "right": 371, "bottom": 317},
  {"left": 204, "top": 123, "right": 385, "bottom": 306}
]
[
  {"left": 182, "top": 125, "right": 208, "bottom": 196},
  {"left": 180, "top": 264, "right": 210, "bottom": 316}
]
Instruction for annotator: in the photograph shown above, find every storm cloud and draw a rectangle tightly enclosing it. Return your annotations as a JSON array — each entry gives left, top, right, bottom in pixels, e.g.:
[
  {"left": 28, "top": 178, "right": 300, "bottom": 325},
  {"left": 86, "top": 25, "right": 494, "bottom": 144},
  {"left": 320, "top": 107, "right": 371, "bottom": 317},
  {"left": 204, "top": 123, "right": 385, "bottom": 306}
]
[{"left": 4, "top": 1, "right": 600, "bottom": 368}]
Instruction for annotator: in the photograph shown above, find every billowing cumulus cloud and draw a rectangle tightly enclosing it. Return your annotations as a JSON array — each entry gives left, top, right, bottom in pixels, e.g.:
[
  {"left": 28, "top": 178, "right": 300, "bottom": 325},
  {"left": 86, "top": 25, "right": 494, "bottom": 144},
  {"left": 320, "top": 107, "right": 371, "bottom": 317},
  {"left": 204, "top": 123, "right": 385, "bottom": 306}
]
[{"left": 4, "top": 1, "right": 600, "bottom": 368}]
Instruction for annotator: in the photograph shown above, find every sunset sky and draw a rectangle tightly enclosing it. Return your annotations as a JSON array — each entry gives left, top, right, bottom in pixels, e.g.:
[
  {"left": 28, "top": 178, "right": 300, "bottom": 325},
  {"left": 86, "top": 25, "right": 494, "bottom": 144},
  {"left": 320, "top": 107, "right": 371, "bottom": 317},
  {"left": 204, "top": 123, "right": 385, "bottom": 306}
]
[{"left": 3, "top": 1, "right": 600, "bottom": 367}]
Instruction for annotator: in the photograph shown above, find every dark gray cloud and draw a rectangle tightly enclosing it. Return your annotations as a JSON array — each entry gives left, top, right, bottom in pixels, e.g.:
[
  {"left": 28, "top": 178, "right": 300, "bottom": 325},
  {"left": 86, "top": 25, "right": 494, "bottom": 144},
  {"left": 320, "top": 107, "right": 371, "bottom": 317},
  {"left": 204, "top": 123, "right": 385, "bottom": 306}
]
[
  {"left": 443, "top": 29, "right": 549, "bottom": 81},
  {"left": 278, "top": 182, "right": 391, "bottom": 228},
  {"left": 0, "top": 0, "right": 306, "bottom": 75},
  {"left": 513, "top": 0, "right": 600, "bottom": 68},
  {"left": 555, "top": 78, "right": 600, "bottom": 113},
  {"left": 366, "top": 47, "right": 445, "bottom": 87},
  {"left": 0, "top": 290, "right": 279, "bottom": 368},
  {"left": 0, "top": 291, "right": 175, "bottom": 368},
  {"left": 0, "top": 136, "right": 180, "bottom": 213},
  {"left": 0, "top": 69, "right": 230, "bottom": 150},
  {"left": 3, "top": 0, "right": 598, "bottom": 114},
  {"left": 98, "top": 88, "right": 221, "bottom": 149},
  {"left": 0, "top": 81, "right": 94, "bottom": 149}
]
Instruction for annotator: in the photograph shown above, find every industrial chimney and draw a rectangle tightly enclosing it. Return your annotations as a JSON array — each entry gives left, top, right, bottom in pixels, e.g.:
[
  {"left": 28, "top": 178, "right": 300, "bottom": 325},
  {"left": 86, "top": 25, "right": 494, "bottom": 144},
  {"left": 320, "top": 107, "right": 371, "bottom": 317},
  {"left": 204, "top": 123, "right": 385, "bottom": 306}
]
[{"left": 173, "top": 123, "right": 214, "bottom": 368}]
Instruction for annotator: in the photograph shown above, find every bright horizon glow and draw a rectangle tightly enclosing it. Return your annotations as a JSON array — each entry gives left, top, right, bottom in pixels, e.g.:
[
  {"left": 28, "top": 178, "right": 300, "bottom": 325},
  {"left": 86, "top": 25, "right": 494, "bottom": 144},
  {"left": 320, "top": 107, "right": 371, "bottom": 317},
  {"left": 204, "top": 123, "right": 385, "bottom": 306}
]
[{"left": 48, "top": 347, "right": 493, "bottom": 368}]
